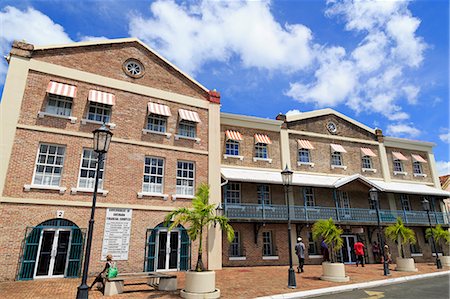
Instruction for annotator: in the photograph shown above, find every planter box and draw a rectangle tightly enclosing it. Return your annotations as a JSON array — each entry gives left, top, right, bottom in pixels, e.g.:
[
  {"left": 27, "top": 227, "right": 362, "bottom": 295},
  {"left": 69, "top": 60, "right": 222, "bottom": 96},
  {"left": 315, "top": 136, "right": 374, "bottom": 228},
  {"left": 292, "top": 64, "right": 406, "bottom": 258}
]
[
  {"left": 320, "top": 262, "right": 350, "bottom": 282},
  {"left": 395, "top": 258, "right": 418, "bottom": 272},
  {"left": 441, "top": 256, "right": 450, "bottom": 267},
  {"left": 180, "top": 271, "right": 220, "bottom": 299}
]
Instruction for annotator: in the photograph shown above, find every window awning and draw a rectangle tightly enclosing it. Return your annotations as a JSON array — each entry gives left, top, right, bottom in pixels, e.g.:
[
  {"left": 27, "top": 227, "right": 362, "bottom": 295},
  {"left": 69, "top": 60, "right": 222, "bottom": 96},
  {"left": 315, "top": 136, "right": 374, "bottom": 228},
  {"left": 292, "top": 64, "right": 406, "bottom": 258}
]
[
  {"left": 179, "top": 109, "right": 201, "bottom": 123},
  {"left": 88, "top": 90, "right": 116, "bottom": 106},
  {"left": 254, "top": 134, "right": 272, "bottom": 144},
  {"left": 392, "top": 151, "right": 408, "bottom": 161},
  {"left": 412, "top": 154, "right": 427, "bottom": 163},
  {"left": 47, "top": 81, "right": 77, "bottom": 98},
  {"left": 225, "top": 130, "right": 243, "bottom": 141},
  {"left": 330, "top": 143, "right": 347, "bottom": 153},
  {"left": 147, "top": 102, "right": 171, "bottom": 117},
  {"left": 297, "top": 139, "right": 314, "bottom": 149},
  {"left": 361, "top": 147, "right": 377, "bottom": 157}
]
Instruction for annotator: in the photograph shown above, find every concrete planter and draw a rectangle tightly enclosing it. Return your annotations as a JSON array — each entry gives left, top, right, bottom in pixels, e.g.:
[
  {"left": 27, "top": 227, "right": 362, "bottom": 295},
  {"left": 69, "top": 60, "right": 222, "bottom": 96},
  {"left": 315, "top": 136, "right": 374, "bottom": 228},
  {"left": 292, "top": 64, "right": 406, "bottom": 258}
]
[
  {"left": 320, "top": 262, "right": 350, "bottom": 282},
  {"left": 180, "top": 271, "right": 221, "bottom": 299},
  {"left": 440, "top": 256, "right": 450, "bottom": 267},
  {"left": 395, "top": 258, "right": 418, "bottom": 272}
]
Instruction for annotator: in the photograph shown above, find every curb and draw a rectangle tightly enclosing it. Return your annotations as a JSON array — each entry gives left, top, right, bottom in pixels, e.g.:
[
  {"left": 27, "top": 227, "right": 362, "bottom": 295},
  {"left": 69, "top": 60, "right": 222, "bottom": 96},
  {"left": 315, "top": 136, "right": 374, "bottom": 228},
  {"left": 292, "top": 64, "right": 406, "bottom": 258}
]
[{"left": 256, "top": 270, "right": 450, "bottom": 299}]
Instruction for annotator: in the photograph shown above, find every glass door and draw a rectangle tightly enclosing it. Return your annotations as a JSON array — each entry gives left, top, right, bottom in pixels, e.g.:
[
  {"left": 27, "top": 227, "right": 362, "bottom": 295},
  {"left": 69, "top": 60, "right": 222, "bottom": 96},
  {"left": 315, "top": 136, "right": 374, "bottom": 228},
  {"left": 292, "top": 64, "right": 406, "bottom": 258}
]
[
  {"left": 34, "top": 229, "right": 71, "bottom": 278},
  {"left": 340, "top": 235, "right": 357, "bottom": 263},
  {"left": 156, "top": 230, "right": 180, "bottom": 271}
]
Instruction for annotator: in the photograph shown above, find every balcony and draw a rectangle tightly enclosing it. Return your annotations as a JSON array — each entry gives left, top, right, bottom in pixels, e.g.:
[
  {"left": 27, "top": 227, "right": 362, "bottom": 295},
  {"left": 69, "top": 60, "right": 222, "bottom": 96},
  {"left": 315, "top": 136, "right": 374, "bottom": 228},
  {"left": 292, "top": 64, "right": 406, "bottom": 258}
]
[{"left": 224, "top": 203, "right": 448, "bottom": 225}]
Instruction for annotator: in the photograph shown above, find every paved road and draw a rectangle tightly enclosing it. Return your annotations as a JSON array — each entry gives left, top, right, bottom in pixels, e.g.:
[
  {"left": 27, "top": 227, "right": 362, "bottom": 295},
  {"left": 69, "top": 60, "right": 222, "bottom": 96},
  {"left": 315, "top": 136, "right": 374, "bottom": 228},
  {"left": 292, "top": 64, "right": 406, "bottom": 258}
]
[{"left": 312, "top": 274, "right": 450, "bottom": 299}]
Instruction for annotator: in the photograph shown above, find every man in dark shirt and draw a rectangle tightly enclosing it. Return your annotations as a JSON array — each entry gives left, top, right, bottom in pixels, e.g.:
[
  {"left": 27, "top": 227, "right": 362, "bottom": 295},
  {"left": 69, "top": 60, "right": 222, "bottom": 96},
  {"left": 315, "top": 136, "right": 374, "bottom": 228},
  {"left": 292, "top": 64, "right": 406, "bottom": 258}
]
[{"left": 295, "top": 237, "right": 306, "bottom": 273}]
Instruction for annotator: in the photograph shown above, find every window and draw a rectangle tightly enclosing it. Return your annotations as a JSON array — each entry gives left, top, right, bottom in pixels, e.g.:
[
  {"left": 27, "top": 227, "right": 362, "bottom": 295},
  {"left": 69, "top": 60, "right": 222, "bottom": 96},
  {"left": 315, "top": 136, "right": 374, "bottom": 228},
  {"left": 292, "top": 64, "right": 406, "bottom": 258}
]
[
  {"left": 304, "top": 187, "right": 315, "bottom": 207},
  {"left": 400, "top": 195, "right": 411, "bottom": 211},
  {"left": 254, "top": 143, "right": 268, "bottom": 159},
  {"left": 393, "top": 159, "right": 404, "bottom": 172},
  {"left": 224, "top": 183, "right": 241, "bottom": 204},
  {"left": 368, "top": 196, "right": 376, "bottom": 210},
  {"left": 308, "top": 232, "right": 318, "bottom": 255},
  {"left": 410, "top": 243, "right": 421, "bottom": 254},
  {"left": 46, "top": 94, "right": 72, "bottom": 116},
  {"left": 413, "top": 161, "right": 423, "bottom": 174},
  {"left": 298, "top": 149, "right": 311, "bottom": 163},
  {"left": 78, "top": 149, "right": 105, "bottom": 189},
  {"left": 262, "top": 231, "right": 275, "bottom": 256},
  {"left": 147, "top": 114, "right": 167, "bottom": 133},
  {"left": 143, "top": 157, "right": 164, "bottom": 193},
  {"left": 362, "top": 156, "right": 373, "bottom": 169},
  {"left": 176, "top": 161, "right": 195, "bottom": 195},
  {"left": 230, "top": 231, "right": 243, "bottom": 257},
  {"left": 257, "top": 184, "right": 271, "bottom": 205},
  {"left": 178, "top": 120, "right": 196, "bottom": 138},
  {"left": 225, "top": 140, "right": 240, "bottom": 156},
  {"left": 87, "top": 102, "right": 111, "bottom": 123},
  {"left": 33, "top": 144, "right": 65, "bottom": 186},
  {"left": 331, "top": 152, "right": 342, "bottom": 166}
]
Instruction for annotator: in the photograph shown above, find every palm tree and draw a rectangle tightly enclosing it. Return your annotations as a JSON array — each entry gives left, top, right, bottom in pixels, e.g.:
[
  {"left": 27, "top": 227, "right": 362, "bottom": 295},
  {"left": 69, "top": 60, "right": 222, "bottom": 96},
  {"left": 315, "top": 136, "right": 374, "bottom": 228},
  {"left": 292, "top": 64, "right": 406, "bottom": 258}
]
[
  {"left": 426, "top": 224, "right": 450, "bottom": 255},
  {"left": 385, "top": 217, "right": 416, "bottom": 259},
  {"left": 312, "top": 218, "right": 344, "bottom": 263},
  {"left": 164, "top": 183, "right": 234, "bottom": 272}
]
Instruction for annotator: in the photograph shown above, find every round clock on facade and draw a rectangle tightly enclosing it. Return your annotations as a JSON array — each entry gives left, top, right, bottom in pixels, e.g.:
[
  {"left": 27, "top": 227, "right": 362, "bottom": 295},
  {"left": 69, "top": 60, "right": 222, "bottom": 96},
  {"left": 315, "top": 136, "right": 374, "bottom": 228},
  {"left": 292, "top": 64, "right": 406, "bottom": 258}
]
[
  {"left": 327, "top": 121, "right": 337, "bottom": 133},
  {"left": 123, "top": 58, "right": 145, "bottom": 78}
]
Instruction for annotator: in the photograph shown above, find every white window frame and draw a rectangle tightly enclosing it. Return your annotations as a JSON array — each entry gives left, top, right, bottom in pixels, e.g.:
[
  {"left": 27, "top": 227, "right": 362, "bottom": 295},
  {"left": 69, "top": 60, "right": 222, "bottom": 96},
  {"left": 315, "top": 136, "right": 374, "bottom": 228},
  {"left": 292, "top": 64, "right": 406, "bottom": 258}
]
[
  {"left": 331, "top": 151, "right": 347, "bottom": 169},
  {"left": 38, "top": 94, "right": 77, "bottom": 123},
  {"left": 176, "top": 161, "right": 195, "bottom": 196},
  {"left": 400, "top": 194, "right": 411, "bottom": 211},
  {"left": 75, "top": 148, "right": 105, "bottom": 191},
  {"left": 393, "top": 159, "right": 407, "bottom": 175},
  {"left": 298, "top": 148, "right": 311, "bottom": 163},
  {"left": 224, "top": 182, "right": 241, "bottom": 204},
  {"left": 87, "top": 102, "right": 112, "bottom": 124},
  {"left": 257, "top": 184, "right": 271, "bottom": 205},
  {"left": 413, "top": 161, "right": 423, "bottom": 174},
  {"left": 31, "top": 143, "right": 66, "bottom": 188},
  {"left": 178, "top": 120, "right": 196, "bottom": 138},
  {"left": 304, "top": 187, "right": 315, "bottom": 207},
  {"left": 146, "top": 114, "right": 167, "bottom": 133},
  {"left": 142, "top": 157, "right": 165, "bottom": 195},
  {"left": 254, "top": 143, "right": 268, "bottom": 159}
]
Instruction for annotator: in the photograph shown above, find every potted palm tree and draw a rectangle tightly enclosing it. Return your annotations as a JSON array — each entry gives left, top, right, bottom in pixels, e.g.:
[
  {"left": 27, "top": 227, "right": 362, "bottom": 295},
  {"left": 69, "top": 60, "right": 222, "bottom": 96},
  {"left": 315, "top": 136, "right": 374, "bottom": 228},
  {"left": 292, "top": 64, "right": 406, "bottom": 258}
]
[
  {"left": 426, "top": 224, "right": 450, "bottom": 267},
  {"left": 164, "top": 183, "right": 234, "bottom": 299},
  {"left": 385, "top": 217, "right": 417, "bottom": 272},
  {"left": 312, "top": 218, "right": 349, "bottom": 282}
]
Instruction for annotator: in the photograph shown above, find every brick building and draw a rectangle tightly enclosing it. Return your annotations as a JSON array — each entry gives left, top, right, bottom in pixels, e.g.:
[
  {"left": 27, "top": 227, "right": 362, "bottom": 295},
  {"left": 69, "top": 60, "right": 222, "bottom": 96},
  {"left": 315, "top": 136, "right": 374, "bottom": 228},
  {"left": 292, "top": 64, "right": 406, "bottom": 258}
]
[{"left": 0, "top": 38, "right": 449, "bottom": 282}]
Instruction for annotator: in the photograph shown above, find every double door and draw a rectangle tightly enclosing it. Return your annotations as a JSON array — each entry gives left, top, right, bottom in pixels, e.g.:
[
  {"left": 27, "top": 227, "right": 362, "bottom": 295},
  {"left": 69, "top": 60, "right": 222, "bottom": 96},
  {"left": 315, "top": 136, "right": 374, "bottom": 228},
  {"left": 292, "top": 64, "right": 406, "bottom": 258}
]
[
  {"left": 34, "top": 229, "right": 71, "bottom": 278},
  {"left": 340, "top": 235, "right": 357, "bottom": 264},
  {"left": 156, "top": 230, "right": 180, "bottom": 271}
]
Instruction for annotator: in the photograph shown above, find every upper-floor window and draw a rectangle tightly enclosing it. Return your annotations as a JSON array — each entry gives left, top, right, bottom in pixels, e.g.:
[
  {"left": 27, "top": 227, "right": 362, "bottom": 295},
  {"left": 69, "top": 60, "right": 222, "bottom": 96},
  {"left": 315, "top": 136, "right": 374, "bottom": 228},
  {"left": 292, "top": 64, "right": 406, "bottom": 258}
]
[
  {"left": 230, "top": 231, "right": 243, "bottom": 257},
  {"left": 143, "top": 157, "right": 164, "bottom": 194},
  {"left": 46, "top": 94, "right": 73, "bottom": 117},
  {"left": 413, "top": 161, "right": 423, "bottom": 174},
  {"left": 257, "top": 184, "right": 271, "bottom": 205},
  {"left": 225, "top": 140, "right": 240, "bottom": 156},
  {"left": 78, "top": 149, "right": 105, "bottom": 189},
  {"left": 331, "top": 152, "right": 343, "bottom": 166},
  {"left": 368, "top": 196, "right": 376, "bottom": 210},
  {"left": 224, "top": 182, "right": 241, "bottom": 204},
  {"left": 362, "top": 156, "right": 373, "bottom": 169},
  {"left": 176, "top": 161, "right": 195, "bottom": 196},
  {"left": 304, "top": 187, "right": 315, "bottom": 206},
  {"left": 262, "top": 231, "right": 275, "bottom": 256},
  {"left": 178, "top": 120, "right": 196, "bottom": 138},
  {"left": 33, "top": 144, "right": 65, "bottom": 186},
  {"left": 254, "top": 143, "right": 268, "bottom": 159},
  {"left": 147, "top": 114, "right": 167, "bottom": 133},
  {"left": 298, "top": 149, "right": 311, "bottom": 163},
  {"left": 400, "top": 195, "right": 411, "bottom": 211},
  {"left": 88, "top": 102, "right": 112, "bottom": 123},
  {"left": 393, "top": 159, "right": 404, "bottom": 172}
]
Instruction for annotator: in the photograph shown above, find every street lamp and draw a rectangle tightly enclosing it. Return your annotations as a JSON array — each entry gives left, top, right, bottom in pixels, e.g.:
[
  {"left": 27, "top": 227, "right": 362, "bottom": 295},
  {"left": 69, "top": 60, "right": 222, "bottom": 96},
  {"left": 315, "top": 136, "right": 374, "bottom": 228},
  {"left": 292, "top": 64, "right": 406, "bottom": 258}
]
[
  {"left": 281, "top": 165, "right": 296, "bottom": 289},
  {"left": 369, "top": 187, "right": 390, "bottom": 276},
  {"left": 421, "top": 198, "right": 442, "bottom": 269},
  {"left": 76, "top": 124, "right": 113, "bottom": 299}
]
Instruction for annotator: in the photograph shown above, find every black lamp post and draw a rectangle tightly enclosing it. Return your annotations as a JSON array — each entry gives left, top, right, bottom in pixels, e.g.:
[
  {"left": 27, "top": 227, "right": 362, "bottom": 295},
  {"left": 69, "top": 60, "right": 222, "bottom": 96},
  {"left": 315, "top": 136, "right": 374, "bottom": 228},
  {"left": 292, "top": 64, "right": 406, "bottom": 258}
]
[
  {"left": 76, "top": 124, "right": 113, "bottom": 299},
  {"left": 422, "top": 198, "right": 442, "bottom": 269},
  {"left": 281, "top": 165, "right": 296, "bottom": 289},
  {"left": 369, "top": 188, "right": 390, "bottom": 276}
]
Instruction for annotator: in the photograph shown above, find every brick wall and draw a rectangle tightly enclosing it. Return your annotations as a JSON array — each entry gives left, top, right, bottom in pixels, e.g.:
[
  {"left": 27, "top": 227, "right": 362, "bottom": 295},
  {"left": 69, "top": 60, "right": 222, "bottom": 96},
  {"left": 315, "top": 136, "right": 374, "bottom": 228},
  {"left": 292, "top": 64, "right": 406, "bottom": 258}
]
[{"left": 386, "top": 147, "right": 433, "bottom": 183}]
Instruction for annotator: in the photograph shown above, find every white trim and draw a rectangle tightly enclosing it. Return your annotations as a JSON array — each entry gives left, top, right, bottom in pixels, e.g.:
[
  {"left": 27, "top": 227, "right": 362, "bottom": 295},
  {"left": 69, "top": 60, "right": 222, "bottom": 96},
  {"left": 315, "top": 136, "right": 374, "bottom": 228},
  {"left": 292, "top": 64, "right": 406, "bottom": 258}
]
[
  {"left": 308, "top": 255, "right": 324, "bottom": 259},
  {"left": 142, "top": 128, "right": 171, "bottom": 139},
  {"left": 229, "top": 256, "right": 247, "bottom": 261},
  {"left": 221, "top": 112, "right": 283, "bottom": 132},
  {"left": 384, "top": 136, "right": 435, "bottom": 151},
  {"left": 414, "top": 173, "right": 427, "bottom": 178},
  {"left": 297, "top": 162, "right": 315, "bottom": 167},
  {"left": 175, "top": 160, "right": 195, "bottom": 197},
  {"left": 81, "top": 118, "right": 116, "bottom": 129},
  {"left": 37, "top": 111, "right": 77, "bottom": 124},
  {"left": 137, "top": 192, "right": 169, "bottom": 200},
  {"left": 411, "top": 253, "right": 423, "bottom": 257},
  {"left": 362, "top": 168, "right": 377, "bottom": 173},
  {"left": 24, "top": 184, "right": 66, "bottom": 194},
  {"left": 394, "top": 171, "right": 408, "bottom": 176},
  {"left": 172, "top": 195, "right": 195, "bottom": 201},
  {"left": 253, "top": 157, "right": 273, "bottom": 164},
  {"left": 262, "top": 256, "right": 279, "bottom": 260},
  {"left": 432, "top": 253, "right": 443, "bottom": 257},
  {"left": 142, "top": 156, "right": 165, "bottom": 196},
  {"left": 70, "top": 187, "right": 108, "bottom": 196},
  {"left": 223, "top": 154, "right": 244, "bottom": 161},
  {"left": 288, "top": 129, "right": 379, "bottom": 145},
  {"left": 174, "top": 134, "right": 201, "bottom": 143},
  {"left": 331, "top": 165, "right": 347, "bottom": 170}
]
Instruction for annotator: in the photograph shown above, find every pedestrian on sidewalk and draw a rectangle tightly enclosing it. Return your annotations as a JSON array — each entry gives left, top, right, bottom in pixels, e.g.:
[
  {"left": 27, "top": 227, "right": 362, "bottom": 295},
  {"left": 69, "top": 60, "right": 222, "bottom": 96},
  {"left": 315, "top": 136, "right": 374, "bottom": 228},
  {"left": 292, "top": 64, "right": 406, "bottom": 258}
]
[
  {"left": 372, "top": 241, "right": 380, "bottom": 263},
  {"left": 384, "top": 244, "right": 392, "bottom": 264},
  {"left": 354, "top": 239, "right": 365, "bottom": 267},
  {"left": 89, "top": 254, "right": 116, "bottom": 290},
  {"left": 295, "top": 237, "right": 306, "bottom": 273},
  {"left": 321, "top": 240, "right": 330, "bottom": 262}
]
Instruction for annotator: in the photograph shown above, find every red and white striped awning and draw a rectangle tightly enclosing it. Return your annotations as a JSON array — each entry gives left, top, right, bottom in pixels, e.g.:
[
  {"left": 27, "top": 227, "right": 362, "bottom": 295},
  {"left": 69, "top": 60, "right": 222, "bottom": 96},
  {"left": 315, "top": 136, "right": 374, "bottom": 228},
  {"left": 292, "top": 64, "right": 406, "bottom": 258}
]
[
  {"left": 297, "top": 139, "right": 314, "bottom": 149},
  {"left": 361, "top": 147, "right": 377, "bottom": 157},
  {"left": 47, "top": 81, "right": 77, "bottom": 98},
  {"left": 254, "top": 134, "right": 272, "bottom": 144},
  {"left": 330, "top": 144, "right": 347, "bottom": 153},
  {"left": 225, "top": 130, "right": 243, "bottom": 141},
  {"left": 88, "top": 90, "right": 116, "bottom": 106},
  {"left": 147, "top": 102, "right": 171, "bottom": 117},
  {"left": 392, "top": 151, "right": 408, "bottom": 161},
  {"left": 412, "top": 154, "right": 427, "bottom": 163},
  {"left": 179, "top": 109, "right": 201, "bottom": 123}
]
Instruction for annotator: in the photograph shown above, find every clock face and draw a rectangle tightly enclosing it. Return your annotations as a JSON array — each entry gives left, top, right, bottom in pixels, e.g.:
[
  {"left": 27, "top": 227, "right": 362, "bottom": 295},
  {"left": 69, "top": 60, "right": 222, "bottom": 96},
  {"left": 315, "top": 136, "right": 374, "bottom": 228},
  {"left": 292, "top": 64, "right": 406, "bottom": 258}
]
[{"left": 327, "top": 122, "right": 337, "bottom": 133}]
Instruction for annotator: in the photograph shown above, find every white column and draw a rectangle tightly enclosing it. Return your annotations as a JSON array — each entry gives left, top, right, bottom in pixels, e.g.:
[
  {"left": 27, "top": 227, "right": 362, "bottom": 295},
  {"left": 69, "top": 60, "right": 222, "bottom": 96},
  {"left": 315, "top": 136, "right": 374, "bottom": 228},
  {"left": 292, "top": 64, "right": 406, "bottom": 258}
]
[
  {"left": 378, "top": 143, "right": 391, "bottom": 183},
  {"left": 280, "top": 128, "right": 291, "bottom": 169},
  {"left": 427, "top": 152, "right": 441, "bottom": 188}
]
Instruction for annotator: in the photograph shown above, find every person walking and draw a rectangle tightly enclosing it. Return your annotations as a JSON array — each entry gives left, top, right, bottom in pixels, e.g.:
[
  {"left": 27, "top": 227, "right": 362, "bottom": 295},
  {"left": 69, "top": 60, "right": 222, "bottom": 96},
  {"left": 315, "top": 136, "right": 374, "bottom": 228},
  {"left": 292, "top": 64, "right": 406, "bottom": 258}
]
[
  {"left": 354, "top": 239, "right": 365, "bottom": 267},
  {"left": 295, "top": 237, "right": 306, "bottom": 273},
  {"left": 89, "top": 254, "right": 116, "bottom": 290},
  {"left": 372, "top": 241, "right": 380, "bottom": 263}
]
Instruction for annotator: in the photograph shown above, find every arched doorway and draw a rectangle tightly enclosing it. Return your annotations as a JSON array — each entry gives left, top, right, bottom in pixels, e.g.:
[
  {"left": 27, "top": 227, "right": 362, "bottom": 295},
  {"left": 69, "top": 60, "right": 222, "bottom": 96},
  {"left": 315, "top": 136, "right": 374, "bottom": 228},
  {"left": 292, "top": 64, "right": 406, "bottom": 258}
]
[
  {"left": 145, "top": 223, "right": 190, "bottom": 272},
  {"left": 18, "top": 218, "right": 85, "bottom": 280}
]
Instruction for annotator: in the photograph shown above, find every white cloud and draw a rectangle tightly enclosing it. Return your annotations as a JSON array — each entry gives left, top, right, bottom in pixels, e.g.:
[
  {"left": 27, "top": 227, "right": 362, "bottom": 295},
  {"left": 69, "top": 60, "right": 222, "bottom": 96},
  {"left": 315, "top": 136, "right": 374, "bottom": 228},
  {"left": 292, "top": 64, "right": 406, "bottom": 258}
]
[
  {"left": 439, "top": 128, "right": 450, "bottom": 144},
  {"left": 386, "top": 123, "right": 421, "bottom": 138},
  {"left": 436, "top": 161, "right": 450, "bottom": 176},
  {"left": 286, "top": 109, "right": 302, "bottom": 116},
  {"left": 79, "top": 36, "right": 109, "bottom": 42},
  {"left": 128, "top": 0, "right": 314, "bottom": 74}
]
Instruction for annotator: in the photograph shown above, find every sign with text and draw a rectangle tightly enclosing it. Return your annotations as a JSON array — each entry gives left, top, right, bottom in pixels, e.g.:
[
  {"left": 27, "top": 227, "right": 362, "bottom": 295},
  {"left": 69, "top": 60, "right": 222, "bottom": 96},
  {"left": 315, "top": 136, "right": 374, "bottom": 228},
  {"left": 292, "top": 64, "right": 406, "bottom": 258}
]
[{"left": 101, "top": 208, "right": 133, "bottom": 260}]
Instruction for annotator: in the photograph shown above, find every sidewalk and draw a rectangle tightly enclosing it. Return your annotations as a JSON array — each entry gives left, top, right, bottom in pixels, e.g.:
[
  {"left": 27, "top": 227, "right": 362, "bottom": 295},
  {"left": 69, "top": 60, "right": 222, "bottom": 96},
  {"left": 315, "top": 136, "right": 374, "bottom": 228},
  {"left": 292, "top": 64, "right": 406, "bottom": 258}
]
[{"left": 0, "top": 263, "right": 446, "bottom": 299}]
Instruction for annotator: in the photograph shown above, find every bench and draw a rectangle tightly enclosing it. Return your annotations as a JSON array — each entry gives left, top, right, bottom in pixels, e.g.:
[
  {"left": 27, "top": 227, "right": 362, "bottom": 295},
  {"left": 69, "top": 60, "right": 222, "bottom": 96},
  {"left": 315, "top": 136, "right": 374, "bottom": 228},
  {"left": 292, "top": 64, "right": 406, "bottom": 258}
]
[{"left": 103, "top": 272, "right": 177, "bottom": 296}]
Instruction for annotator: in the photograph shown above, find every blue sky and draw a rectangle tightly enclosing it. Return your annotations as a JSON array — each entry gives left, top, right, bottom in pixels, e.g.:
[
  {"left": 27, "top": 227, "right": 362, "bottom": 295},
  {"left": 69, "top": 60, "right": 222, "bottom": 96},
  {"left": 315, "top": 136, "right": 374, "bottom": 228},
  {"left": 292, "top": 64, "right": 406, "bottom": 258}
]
[{"left": 1, "top": 0, "right": 449, "bottom": 175}]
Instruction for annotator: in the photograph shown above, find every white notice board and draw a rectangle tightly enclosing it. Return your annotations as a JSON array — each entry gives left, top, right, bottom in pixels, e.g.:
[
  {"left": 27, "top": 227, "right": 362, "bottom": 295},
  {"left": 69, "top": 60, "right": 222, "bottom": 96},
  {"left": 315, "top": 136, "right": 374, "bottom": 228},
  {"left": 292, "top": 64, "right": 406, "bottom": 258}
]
[{"left": 101, "top": 208, "right": 133, "bottom": 260}]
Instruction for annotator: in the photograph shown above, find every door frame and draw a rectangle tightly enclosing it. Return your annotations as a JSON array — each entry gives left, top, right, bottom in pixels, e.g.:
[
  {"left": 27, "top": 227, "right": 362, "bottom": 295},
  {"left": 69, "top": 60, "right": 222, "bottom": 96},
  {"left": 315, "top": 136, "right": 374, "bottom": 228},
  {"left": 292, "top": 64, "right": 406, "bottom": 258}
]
[
  {"left": 154, "top": 228, "right": 181, "bottom": 272},
  {"left": 33, "top": 228, "right": 72, "bottom": 279},
  {"left": 340, "top": 234, "right": 357, "bottom": 264}
]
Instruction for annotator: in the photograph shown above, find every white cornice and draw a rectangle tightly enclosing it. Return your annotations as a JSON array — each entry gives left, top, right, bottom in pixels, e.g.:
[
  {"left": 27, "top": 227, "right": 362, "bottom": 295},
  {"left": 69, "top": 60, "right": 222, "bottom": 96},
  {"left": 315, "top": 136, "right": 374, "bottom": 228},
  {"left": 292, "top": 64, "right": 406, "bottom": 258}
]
[
  {"left": 383, "top": 136, "right": 435, "bottom": 151},
  {"left": 221, "top": 112, "right": 283, "bottom": 132}
]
